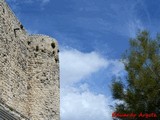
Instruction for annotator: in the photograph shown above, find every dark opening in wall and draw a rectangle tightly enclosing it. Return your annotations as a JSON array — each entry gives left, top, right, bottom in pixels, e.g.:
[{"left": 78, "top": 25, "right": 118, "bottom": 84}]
[
  {"left": 3, "top": 8, "right": 5, "bottom": 13},
  {"left": 36, "top": 46, "right": 39, "bottom": 51},
  {"left": 20, "top": 24, "right": 23, "bottom": 29},
  {"left": 53, "top": 51, "right": 55, "bottom": 55},
  {"left": 14, "top": 28, "right": 20, "bottom": 37},
  {"left": 55, "top": 58, "right": 59, "bottom": 63},
  {"left": 51, "top": 42, "right": 55, "bottom": 49},
  {"left": 41, "top": 49, "right": 45, "bottom": 53},
  {"left": 27, "top": 41, "right": 31, "bottom": 45}
]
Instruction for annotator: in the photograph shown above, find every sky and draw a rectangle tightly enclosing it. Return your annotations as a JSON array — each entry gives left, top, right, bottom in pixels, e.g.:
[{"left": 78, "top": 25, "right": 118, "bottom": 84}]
[{"left": 6, "top": 0, "right": 160, "bottom": 120}]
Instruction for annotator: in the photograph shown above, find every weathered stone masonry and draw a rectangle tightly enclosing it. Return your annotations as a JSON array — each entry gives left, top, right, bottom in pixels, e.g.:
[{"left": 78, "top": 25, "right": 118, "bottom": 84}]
[{"left": 0, "top": 0, "right": 60, "bottom": 120}]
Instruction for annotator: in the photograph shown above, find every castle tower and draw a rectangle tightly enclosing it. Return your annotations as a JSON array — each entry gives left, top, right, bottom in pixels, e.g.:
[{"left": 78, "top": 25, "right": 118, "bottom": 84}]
[
  {"left": 0, "top": 0, "right": 60, "bottom": 120},
  {"left": 26, "top": 35, "right": 60, "bottom": 120}
]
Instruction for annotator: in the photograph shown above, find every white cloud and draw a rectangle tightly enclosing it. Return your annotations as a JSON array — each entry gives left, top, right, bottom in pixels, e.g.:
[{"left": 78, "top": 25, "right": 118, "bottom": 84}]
[
  {"left": 61, "top": 85, "right": 113, "bottom": 120},
  {"left": 60, "top": 49, "right": 108, "bottom": 86},
  {"left": 60, "top": 48, "right": 125, "bottom": 120},
  {"left": 59, "top": 49, "right": 125, "bottom": 84}
]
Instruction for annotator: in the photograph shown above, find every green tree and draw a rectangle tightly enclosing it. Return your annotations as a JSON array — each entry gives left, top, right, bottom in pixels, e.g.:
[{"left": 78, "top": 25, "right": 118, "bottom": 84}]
[{"left": 111, "top": 30, "right": 160, "bottom": 120}]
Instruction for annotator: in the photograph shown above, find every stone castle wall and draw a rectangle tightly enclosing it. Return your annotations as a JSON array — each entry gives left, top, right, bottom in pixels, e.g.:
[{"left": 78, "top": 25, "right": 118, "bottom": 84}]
[{"left": 0, "top": 0, "right": 60, "bottom": 120}]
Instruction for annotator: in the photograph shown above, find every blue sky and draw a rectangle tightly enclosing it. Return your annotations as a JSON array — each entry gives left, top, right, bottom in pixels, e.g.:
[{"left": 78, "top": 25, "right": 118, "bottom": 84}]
[{"left": 6, "top": 0, "right": 160, "bottom": 119}]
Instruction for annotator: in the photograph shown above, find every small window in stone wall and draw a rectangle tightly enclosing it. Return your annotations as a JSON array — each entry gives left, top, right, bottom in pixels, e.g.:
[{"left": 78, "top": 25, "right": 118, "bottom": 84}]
[
  {"left": 20, "top": 24, "right": 23, "bottom": 29},
  {"left": 55, "top": 57, "right": 59, "bottom": 63},
  {"left": 53, "top": 51, "right": 55, "bottom": 55},
  {"left": 51, "top": 42, "right": 55, "bottom": 49},
  {"left": 36, "top": 46, "right": 39, "bottom": 51},
  {"left": 27, "top": 41, "right": 31, "bottom": 45},
  {"left": 14, "top": 28, "right": 20, "bottom": 37},
  {"left": 3, "top": 8, "right": 5, "bottom": 13}
]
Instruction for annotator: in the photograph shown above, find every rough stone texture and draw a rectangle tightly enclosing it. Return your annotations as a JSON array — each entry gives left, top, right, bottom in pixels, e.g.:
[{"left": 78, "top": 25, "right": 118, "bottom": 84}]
[{"left": 0, "top": 0, "right": 60, "bottom": 120}]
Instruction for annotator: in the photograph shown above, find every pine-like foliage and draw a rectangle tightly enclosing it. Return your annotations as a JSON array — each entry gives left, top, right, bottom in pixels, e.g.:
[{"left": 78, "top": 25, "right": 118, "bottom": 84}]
[{"left": 111, "top": 30, "right": 160, "bottom": 120}]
